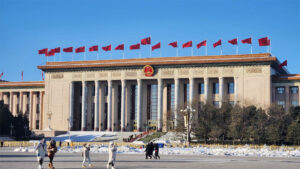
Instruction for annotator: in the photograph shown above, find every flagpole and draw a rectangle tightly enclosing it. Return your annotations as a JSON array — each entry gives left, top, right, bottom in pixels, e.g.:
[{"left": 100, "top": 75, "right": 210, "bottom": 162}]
[
  {"left": 251, "top": 45, "right": 253, "bottom": 54},
  {"left": 84, "top": 46, "right": 86, "bottom": 60},
  {"left": 236, "top": 37, "right": 239, "bottom": 55},
  {"left": 97, "top": 52, "right": 99, "bottom": 60},
  {"left": 191, "top": 47, "right": 193, "bottom": 56},
  {"left": 150, "top": 35, "right": 152, "bottom": 58},
  {"left": 72, "top": 53, "right": 74, "bottom": 61},
  {"left": 269, "top": 36, "right": 271, "bottom": 54},
  {"left": 205, "top": 43, "right": 208, "bottom": 56},
  {"left": 110, "top": 52, "right": 112, "bottom": 60},
  {"left": 176, "top": 40, "right": 178, "bottom": 56},
  {"left": 220, "top": 45, "right": 223, "bottom": 55},
  {"left": 123, "top": 52, "right": 125, "bottom": 59}
]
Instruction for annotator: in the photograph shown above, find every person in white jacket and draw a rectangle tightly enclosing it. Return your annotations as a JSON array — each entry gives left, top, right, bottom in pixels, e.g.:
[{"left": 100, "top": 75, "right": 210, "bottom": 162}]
[
  {"left": 82, "top": 144, "right": 92, "bottom": 168},
  {"left": 107, "top": 142, "right": 117, "bottom": 169},
  {"left": 35, "top": 139, "right": 47, "bottom": 169}
]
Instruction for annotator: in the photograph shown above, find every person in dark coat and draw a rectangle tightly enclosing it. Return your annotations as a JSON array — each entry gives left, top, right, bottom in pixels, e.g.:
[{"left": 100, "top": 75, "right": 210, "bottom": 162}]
[
  {"left": 145, "top": 142, "right": 154, "bottom": 159},
  {"left": 154, "top": 143, "right": 160, "bottom": 159},
  {"left": 47, "top": 140, "right": 57, "bottom": 169}
]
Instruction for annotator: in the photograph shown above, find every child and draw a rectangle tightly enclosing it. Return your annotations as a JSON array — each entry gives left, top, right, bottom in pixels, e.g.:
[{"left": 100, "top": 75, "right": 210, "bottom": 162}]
[
  {"left": 82, "top": 144, "right": 92, "bottom": 168},
  {"left": 154, "top": 143, "right": 160, "bottom": 159},
  {"left": 47, "top": 140, "right": 57, "bottom": 169},
  {"left": 35, "top": 138, "right": 47, "bottom": 169},
  {"left": 107, "top": 142, "right": 117, "bottom": 169}
]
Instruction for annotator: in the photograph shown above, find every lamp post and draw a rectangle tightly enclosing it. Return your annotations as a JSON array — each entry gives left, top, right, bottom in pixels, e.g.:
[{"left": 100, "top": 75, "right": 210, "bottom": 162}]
[
  {"left": 67, "top": 118, "right": 71, "bottom": 141},
  {"left": 180, "top": 106, "right": 196, "bottom": 144},
  {"left": 24, "top": 124, "right": 28, "bottom": 138}
]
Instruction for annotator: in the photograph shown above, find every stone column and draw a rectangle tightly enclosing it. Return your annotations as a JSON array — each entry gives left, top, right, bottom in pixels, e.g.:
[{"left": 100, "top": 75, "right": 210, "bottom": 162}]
[
  {"left": 39, "top": 91, "right": 44, "bottom": 130},
  {"left": 285, "top": 86, "right": 290, "bottom": 110},
  {"left": 29, "top": 91, "right": 33, "bottom": 129},
  {"left": 12, "top": 93, "right": 18, "bottom": 116},
  {"left": 298, "top": 85, "right": 300, "bottom": 106},
  {"left": 32, "top": 92, "right": 37, "bottom": 130},
  {"left": 69, "top": 82, "right": 74, "bottom": 131},
  {"left": 81, "top": 81, "right": 87, "bottom": 131},
  {"left": 234, "top": 77, "right": 238, "bottom": 105},
  {"left": 99, "top": 85, "right": 105, "bottom": 131},
  {"left": 204, "top": 77, "right": 209, "bottom": 104},
  {"left": 174, "top": 78, "right": 179, "bottom": 127},
  {"left": 3, "top": 93, "right": 8, "bottom": 104},
  {"left": 120, "top": 80, "right": 126, "bottom": 131},
  {"left": 94, "top": 81, "right": 100, "bottom": 131},
  {"left": 137, "top": 79, "right": 142, "bottom": 131},
  {"left": 157, "top": 79, "right": 163, "bottom": 131},
  {"left": 189, "top": 78, "right": 195, "bottom": 106},
  {"left": 9, "top": 92, "right": 13, "bottom": 113},
  {"left": 19, "top": 92, "right": 23, "bottom": 114},
  {"left": 107, "top": 80, "right": 112, "bottom": 131},
  {"left": 219, "top": 77, "right": 224, "bottom": 108},
  {"left": 0, "top": 92, "right": 3, "bottom": 101}
]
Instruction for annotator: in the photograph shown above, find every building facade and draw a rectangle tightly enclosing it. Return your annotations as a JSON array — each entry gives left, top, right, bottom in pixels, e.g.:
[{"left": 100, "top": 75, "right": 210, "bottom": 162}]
[{"left": 0, "top": 53, "right": 299, "bottom": 132}]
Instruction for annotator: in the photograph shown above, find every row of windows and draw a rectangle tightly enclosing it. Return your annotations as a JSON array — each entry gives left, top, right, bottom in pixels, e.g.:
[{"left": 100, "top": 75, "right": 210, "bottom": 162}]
[
  {"left": 277, "top": 100, "right": 299, "bottom": 108},
  {"left": 199, "top": 82, "right": 234, "bottom": 94},
  {"left": 276, "top": 86, "right": 299, "bottom": 94}
]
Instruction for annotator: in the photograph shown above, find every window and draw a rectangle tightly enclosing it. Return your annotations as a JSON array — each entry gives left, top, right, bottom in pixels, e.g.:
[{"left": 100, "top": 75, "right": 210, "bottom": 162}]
[
  {"left": 228, "top": 82, "right": 234, "bottom": 94},
  {"left": 290, "top": 87, "right": 299, "bottom": 94},
  {"left": 213, "top": 83, "right": 219, "bottom": 94},
  {"left": 213, "top": 101, "right": 219, "bottom": 107},
  {"left": 198, "top": 83, "right": 204, "bottom": 94},
  {"left": 277, "top": 100, "right": 285, "bottom": 108},
  {"left": 276, "top": 87, "right": 285, "bottom": 94},
  {"left": 291, "top": 100, "right": 299, "bottom": 107},
  {"left": 105, "top": 86, "right": 108, "bottom": 96}
]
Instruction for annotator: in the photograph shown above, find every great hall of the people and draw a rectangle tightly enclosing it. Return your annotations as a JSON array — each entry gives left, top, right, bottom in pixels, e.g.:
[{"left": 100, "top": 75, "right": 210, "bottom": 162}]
[{"left": 0, "top": 53, "right": 299, "bottom": 133}]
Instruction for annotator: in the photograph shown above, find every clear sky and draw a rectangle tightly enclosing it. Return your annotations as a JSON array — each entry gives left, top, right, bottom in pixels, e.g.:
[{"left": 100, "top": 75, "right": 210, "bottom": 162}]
[{"left": 0, "top": 0, "right": 299, "bottom": 82}]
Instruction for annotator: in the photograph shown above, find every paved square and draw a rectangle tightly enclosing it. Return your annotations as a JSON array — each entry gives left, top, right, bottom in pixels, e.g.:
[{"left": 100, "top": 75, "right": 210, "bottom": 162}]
[{"left": 0, "top": 151, "right": 299, "bottom": 169}]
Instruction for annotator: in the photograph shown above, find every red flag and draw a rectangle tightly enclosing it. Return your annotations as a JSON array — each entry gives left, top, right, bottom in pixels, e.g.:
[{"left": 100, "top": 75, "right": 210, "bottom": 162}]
[
  {"left": 0, "top": 72, "right": 3, "bottom": 80},
  {"left": 63, "top": 47, "right": 73, "bottom": 52},
  {"left": 152, "top": 42, "right": 161, "bottom": 51},
  {"left": 241, "top": 38, "right": 252, "bottom": 44},
  {"left": 45, "top": 49, "right": 55, "bottom": 56},
  {"left": 102, "top": 45, "right": 112, "bottom": 51},
  {"left": 21, "top": 71, "right": 23, "bottom": 81},
  {"left": 141, "top": 37, "right": 151, "bottom": 45},
  {"left": 115, "top": 44, "right": 124, "bottom": 50},
  {"left": 38, "top": 48, "right": 48, "bottom": 55},
  {"left": 279, "top": 60, "right": 287, "bottom": 69},
  {"left": 228, "top": 38, "right": 238, "bottom": 45},
  {"left": 89, "top": 45, "right": 98, "bottom": 52},
  {"left": 168, "top": 41, "right": 177, "bottom": 48},
  {"left": 258, "top": 37, "right": 270, "bottom": 46},
  {"left": 42, "top": 71, "right": 44, "bottom": 81},
  {"left": 130, "top": 43, "right": 140, "bottom": 50},
  {"left": 213, "top": 40, "right": 222, "bottom": 48},
  {"left": 75, "top": 46, "right": 85, "bottom": 53},
  {"left": 182, "top": 41, "right": 192, "bottom": 48},
  {"left": 54, "top": 47, "right": 60, "bottom": 53},
  {"left": 197, "top": 40, "right": 207, "bottom": 49}
]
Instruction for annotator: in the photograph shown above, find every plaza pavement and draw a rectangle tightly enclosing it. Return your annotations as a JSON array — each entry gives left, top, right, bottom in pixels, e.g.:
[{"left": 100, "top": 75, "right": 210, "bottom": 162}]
[{"left": 0, "top": 150, "right": 299, "bottom": 169}]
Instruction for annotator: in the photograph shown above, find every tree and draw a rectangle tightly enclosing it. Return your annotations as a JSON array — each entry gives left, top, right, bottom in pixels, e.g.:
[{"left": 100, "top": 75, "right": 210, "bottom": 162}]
[{"left": 0, "top": 101, "right": 13, "bottom": 135}]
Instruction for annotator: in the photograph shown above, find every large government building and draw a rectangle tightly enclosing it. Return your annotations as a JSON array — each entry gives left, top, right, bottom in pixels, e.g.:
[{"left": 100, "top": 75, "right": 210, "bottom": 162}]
[{"left": 0, "top": 53, "right": 299, "bottom": 133}]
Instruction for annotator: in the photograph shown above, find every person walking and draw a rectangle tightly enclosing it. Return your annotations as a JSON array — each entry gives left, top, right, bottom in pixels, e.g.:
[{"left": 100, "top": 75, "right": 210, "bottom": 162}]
[
  {"left": 154, "top": 143, "right": 160, "bottom": 159},
  {"left": 107, "top": 142, "right": 117, "bottom": 169},
  {"left": 35, "top": 138, "right": 47, "bottom": 169},
  {"left": 82, "top": 144, "right": 92, "bottom": 168},
  {"left": 145, "top": 142, "right": 154, "bottom": 159},
  {"left": 47, "top": 140, "right": 57, "bottom": 169}
]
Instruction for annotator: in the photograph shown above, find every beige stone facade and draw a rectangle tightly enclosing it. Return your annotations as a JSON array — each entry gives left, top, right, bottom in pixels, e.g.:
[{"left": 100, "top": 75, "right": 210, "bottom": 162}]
[{"left": 0, "top": 53, "right": 299, "bottom": 132}]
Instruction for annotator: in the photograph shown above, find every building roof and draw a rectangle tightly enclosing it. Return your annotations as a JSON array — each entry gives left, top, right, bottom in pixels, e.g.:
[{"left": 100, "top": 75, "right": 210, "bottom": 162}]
[
  {"left": 37, "top": 53, "right": 280, "bottom": 71},
  {"left": 0, "top": 81, "right": 45, "bottom": 88},
  {"left": 273, "top": 74, "right": 300, "bottom": 81}
]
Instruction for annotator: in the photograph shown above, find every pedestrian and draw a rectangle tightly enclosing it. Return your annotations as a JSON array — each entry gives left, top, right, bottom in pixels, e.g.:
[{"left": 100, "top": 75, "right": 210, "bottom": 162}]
[
  {"left": 47, "top": 140, "right": 57, "bottom": 169},
  {"left": 154, "top": 143, "right": 160, "bottom": 159},
  {"left": 82, "top": 144, "right": 92, "bottom": 168},
  {"left": 145, "top": 142, "right": 154, "bottom": 159},
  {"left": 35, "top": 138, "right": 47, "bottom": 169},
  {"left": 107, "top": 142, "right": 117, "bottom": 169}
]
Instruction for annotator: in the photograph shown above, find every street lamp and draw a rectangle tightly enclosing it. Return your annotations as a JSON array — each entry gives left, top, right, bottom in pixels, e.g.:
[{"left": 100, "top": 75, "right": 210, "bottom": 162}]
[
  {"left": 180, "top": 106, "right": 196, "bottom": 144},
  {"left": 67, "top": 118, "right": 71, "bottom": 141}
]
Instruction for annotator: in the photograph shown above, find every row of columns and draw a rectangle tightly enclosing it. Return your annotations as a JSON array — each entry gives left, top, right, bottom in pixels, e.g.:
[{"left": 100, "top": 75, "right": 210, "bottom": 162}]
[
  {"left": 0, "top": 91, "right": 44, "bottom": 130},
  {"left": 69, "top": 77, "right": 238, "bottom": 132}
]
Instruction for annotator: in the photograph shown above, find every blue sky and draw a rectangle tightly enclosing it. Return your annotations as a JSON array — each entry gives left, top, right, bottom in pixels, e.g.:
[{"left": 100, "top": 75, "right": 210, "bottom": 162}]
[{"left": 0, "top": 0, "right": 299, "bottom": 81}]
